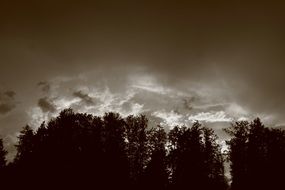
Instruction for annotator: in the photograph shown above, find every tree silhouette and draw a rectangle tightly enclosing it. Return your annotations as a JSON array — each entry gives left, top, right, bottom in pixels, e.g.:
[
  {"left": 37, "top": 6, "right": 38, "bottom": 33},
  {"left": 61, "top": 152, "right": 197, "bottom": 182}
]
[
  {"left": 143, "top": 125, "right": 168, "bottom": 190},
  {"left": 0, "top": 138, "right": 7, "bottom": 187},
  {"left": 0, "top": 139, "right": 7, "bottom": 170},
  {"left": 266, "top": 127, "right": 285, "bottom": 190},
  {"left": 0, "top": 109, "right": 284, "bottom": 190},
  {"left": 125, "top": 115, "right": 149, "bottom": 187},
  {"left": 224, "top": 120, "right": 249, "bottom": 190},
  {"left": 168, "top": 122, "right": 227, "bottom": 190},
  {"left": 225, "top": 118, "right": 285, "bottom": 190},
  {"left": 247, "top": 118, "right": 268, "bottom": 190},
  {"left": 14, "top": 125, "right": 35, "bottom": 165},
  {"left": 202, "top": 127, "right": 228, "bottom": 190},
  {"left": 101, "top": 112, "right": 130, "bottom": 189}
]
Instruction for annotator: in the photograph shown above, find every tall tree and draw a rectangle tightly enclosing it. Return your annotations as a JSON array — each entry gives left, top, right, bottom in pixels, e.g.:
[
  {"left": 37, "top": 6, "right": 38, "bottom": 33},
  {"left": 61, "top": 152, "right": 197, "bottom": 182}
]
[
  {"left": 224, "top": 120, "right": 249, "bottom": 190},
  {"left": 143, "top": 125, "right": 168, "bottom": 190},
  {"left": 0, "top": 139, "right": 7, "bottom": 170},
  {"left": 247, "top": 118, "right": 267, "bottom": 190},
  {"left": 202, "top": 127, "right": 228, "bottom": 190},
  {"left": 168, "top": 122, "right": 205, "bottom": 189},
  {"left": 225, "top": 118, "right": 285, "bottom": 190},
  {"left": 169, "top": 122, "right": 227, "bottom": 190},
  {"left": 14, "top": 125, "right": 35, "bottom": 165},
  {"left": 12, "top": 125, "right": 36, "bottom": 189},
  {"left": 0, "top": 138, "right": 8, "bottom": 189},
  {"left": 102, "top": 112, "right": 130, "bottom": 189},
  {"left": 125, "top": 115, "right": 149, "bottom": 186},
  {"left": 266, "top": 128, "right": 285, "bottom": 190}
]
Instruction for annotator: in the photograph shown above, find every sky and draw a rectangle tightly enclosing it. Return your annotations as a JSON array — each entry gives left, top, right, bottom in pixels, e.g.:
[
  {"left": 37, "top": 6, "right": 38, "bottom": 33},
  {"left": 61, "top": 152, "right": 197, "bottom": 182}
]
[{"left": 1, "top": 0, "right": 285, "bottom": 159}]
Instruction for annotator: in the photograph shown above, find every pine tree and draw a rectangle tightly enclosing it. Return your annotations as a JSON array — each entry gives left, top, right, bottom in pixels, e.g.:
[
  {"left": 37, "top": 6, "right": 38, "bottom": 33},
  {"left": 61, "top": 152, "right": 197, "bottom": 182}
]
[
  {"left": 224, "top": 120, "right": 249, "bottom": 190},
  {"left": 0, "top": 138, "right": 7, "bottom": 169},
  {"left": 14, "top": 125, "right": 35, "bottom": 164}
]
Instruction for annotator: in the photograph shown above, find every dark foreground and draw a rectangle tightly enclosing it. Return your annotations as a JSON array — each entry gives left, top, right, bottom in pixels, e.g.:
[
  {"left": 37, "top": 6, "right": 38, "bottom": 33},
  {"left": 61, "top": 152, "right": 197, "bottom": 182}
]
[{"left": 0, "top": 109, "right": 284, "bottom": 190}]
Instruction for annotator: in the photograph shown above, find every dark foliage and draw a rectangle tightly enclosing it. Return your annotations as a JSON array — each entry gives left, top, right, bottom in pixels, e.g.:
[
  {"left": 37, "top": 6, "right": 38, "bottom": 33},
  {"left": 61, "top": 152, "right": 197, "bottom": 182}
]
[
  {"left": 225, "top": 118, "right": 285, "bottom": 190},
  {"left": 0, "top": 109, "right": 284, "bottom": 190},
  {"left": 168, "top": 122, "right": 227, "bottom": 190},
  {"left": 0, "top": 139, "right": 7, "bottom": 170}
]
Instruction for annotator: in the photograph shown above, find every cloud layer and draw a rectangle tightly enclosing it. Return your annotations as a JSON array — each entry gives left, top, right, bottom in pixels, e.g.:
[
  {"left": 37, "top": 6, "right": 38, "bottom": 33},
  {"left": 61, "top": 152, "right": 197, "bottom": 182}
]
[{"left": 1, "top": 0, "right": 285, "bottom": 159}]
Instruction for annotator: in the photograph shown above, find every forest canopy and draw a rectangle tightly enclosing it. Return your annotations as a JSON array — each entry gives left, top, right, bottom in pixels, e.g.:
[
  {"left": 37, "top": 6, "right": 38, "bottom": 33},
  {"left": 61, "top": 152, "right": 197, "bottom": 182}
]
[{"left": 0, "top": 109, "right": 284, "bottom": 190}]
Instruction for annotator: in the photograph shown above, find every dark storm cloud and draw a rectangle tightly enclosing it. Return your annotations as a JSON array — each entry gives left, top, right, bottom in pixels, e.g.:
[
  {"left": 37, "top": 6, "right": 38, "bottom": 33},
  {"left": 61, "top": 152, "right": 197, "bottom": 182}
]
[
  {"left": 38, "top": 97, "right": 56, "bottom": 113},
  {"left": 73, "top": 90, "right": 94, "bottom": 104},
  {"left": 4, "top": 91, "right": 16, "bottom": 98},
  {"left": 37, "top": 81, "right": 51, "bottom": 94},
  {"left": 0, "top": 90, "right": 17, "bottom": 115},
  {"left": 0, "top": 104, "right": 15, "bottom": 115}
]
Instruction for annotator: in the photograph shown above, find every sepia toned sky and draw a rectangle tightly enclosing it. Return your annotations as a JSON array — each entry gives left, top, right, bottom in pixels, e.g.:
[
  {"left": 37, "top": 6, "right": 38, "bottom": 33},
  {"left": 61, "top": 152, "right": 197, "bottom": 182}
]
[{"left": 1, "top": 0, "right": 285, "bottom": 158}]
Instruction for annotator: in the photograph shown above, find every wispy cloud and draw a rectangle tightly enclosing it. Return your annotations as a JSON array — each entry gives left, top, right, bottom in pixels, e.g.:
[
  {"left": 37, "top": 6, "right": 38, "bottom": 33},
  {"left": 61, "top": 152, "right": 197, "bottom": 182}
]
[
  {"left": 152, "top": 110, "right": 185, "bottom": 128},
  {"left": 26, "top": 73, "right": 276, "bottom": 135},
  {"left": 188, "top": 111, "right": 232, "bottom": 123}
]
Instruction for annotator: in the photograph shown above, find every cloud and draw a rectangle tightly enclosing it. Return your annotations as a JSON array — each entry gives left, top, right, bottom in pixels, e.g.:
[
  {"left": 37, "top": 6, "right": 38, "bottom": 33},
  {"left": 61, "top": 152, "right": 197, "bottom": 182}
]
[
  {"left": 37, "top": 81, "right": 51, "bottom": 94},
  {"left": 0, "top": 1, "right": 284, "bottom": 124},
  {"left": 4, "top": 90, "right": 16, "bottom": 98},
  {"left": 0, "top": 104, "right": 16, "bottom": 115},
  {"left": 0, "top": 90, "right": 17, "bottom": 115},
  {"left": 0, "top": 1, "right": 284, "bottom": 162},
  {"left": 73, "top": 90, "right": 94, "bottom": 104},
  {"left": 182, "top": 97, "right": 195, "bottom": 111},
  {"left": 188, "top": 111, "right": 232, "bottom": 123},
  {"left": 38, "top": 97, "right": 56, "bottom": 113},
  {"left": 152, "top": 110, "right": 186, "bottom": 128}
]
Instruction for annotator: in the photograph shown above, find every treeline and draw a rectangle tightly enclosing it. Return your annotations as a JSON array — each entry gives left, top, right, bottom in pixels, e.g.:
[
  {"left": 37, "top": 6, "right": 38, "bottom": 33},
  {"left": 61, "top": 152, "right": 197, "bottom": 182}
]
[{"left": 0, "top": 109, "right": 284, "bottom": 190}]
